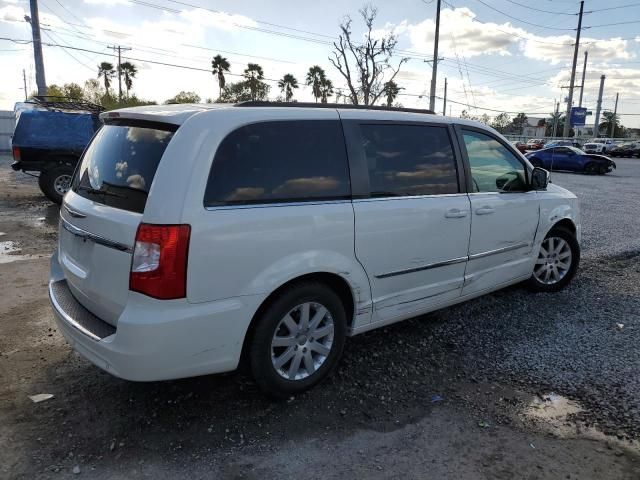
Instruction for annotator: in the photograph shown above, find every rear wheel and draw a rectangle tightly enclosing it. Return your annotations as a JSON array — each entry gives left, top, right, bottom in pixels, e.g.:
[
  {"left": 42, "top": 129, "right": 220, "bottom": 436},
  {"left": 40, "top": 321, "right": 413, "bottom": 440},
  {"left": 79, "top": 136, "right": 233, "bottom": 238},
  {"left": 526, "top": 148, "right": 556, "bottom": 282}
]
[
  {"left": 249, "top": 282, "right": 347, "bottom": 398},
  {"left": 526, "top": 227, "right": 580, "bottom": 292},
  {"left": 39, "top": 164, "right": 74, "bottom": 204}
]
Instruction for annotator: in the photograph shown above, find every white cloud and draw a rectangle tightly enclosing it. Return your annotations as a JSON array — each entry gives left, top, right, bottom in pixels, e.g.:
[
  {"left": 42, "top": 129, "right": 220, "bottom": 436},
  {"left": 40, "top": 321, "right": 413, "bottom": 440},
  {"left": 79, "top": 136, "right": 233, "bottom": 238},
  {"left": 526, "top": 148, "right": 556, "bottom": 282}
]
[
  {"left": 0, "top": 4, "right": 64, "bottom": 28},
  {"left": 548, "top": 67, "right": 640, "bottom": 101},
  {"left": 522, "top": 36, "right": 633, "bottom": 65},
  {"left": 0, "top": 4, "right": 24, "bottom": 22},
  {"left": 388, "top": 7, "right": 633, "bottom": 65},
  {"left": 405, "top": 8, "right": 524, "bottom": 58},
  {"left": 178, "top": 9, "right": 257, "bottom": 31}
]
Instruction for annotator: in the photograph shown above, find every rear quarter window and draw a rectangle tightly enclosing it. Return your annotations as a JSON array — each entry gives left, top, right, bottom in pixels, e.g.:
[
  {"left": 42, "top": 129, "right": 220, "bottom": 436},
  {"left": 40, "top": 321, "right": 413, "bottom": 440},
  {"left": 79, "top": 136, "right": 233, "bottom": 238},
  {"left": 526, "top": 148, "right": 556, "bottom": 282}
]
[
  {"left": 204, "top": 120, "right": 351, "bottom": 207},
  {"left": 72, "top": 123, "right": 176, "bottom": 213}
]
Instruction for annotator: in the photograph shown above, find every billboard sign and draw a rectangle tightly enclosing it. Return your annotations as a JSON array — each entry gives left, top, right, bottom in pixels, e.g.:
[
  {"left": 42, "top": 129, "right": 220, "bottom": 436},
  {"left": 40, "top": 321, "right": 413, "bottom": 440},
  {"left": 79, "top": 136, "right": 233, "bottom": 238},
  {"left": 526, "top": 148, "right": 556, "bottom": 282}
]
[{"left": 570, "top": 107, "right": 587, "bottom": 126}]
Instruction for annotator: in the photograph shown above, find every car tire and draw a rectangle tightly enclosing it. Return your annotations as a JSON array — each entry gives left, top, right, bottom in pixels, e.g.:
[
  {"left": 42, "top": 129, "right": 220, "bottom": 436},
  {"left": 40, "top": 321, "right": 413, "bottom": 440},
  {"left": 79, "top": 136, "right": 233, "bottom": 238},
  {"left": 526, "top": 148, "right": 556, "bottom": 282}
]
[
  {"left": 584, "top": 162, "right": 598, "bottom": 175},
  {"left": 249, "top": 282, "right": 347, "bottom": 398},
  {"left": 39, "top": 164, "right": 74, "bottom": 204},
  {"left": 526, "top": 227, "right": 580, "bottom": 293}
]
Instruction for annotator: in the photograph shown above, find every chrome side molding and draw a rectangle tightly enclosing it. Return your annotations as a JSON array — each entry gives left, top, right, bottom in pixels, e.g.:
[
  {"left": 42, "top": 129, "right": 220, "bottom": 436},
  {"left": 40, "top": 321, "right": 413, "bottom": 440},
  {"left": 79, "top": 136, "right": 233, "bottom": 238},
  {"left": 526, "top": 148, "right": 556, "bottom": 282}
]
[
  {"left": 375, "top": 243, "right": 530, "bottom": 279},
  {"left": 375, "top": 257, "right": 468, "bottom": 279}
]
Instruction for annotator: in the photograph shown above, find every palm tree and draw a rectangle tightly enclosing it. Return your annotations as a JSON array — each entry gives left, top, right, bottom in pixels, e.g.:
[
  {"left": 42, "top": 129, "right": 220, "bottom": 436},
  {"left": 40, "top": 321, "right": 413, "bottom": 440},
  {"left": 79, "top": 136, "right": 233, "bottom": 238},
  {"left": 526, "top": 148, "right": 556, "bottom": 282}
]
[
  {"left": 546, "top": 110, "right": 562, "bottom": 137},
  {"left": 97, "top": 62, "right": 116, "bottom": 93},
  {"left": 320, "top": 78, "right": 333, "bottom": 103},
  {"left": 243, "top": 63, "right": 265, "bottom": 101},
  {"left": 278, "top": 74, "right": 299, "bottom": 102},
  {"left": 211, "top": 54, "right": 231, "bottom": 99},
  {"left": 306, "top": 66, "right": 326, "bottom": 103},
  {"left": 119, "top": 62, "right": 137, "bottom": 97},
  {"left": 599, "top": 111, "right": 621, "bottom": 137},
  {"left": 383, "top": 80, "right": 401, "bottom": 107}
]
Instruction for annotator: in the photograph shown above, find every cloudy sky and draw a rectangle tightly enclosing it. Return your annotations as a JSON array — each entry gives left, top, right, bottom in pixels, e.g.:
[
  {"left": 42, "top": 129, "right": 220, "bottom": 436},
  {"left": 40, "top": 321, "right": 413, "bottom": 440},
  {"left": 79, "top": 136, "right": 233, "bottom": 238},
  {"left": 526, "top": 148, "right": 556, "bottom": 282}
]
[{"left": 1, "top": 0, "right": 639, "bottom": 126}]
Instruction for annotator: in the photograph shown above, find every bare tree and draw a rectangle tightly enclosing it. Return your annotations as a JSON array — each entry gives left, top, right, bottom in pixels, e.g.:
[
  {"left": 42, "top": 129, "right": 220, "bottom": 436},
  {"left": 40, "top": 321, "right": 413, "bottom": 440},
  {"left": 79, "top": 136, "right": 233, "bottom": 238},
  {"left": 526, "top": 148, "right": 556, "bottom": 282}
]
[{"left": 329, "top": 4, "right": 407, "bottom": 105}]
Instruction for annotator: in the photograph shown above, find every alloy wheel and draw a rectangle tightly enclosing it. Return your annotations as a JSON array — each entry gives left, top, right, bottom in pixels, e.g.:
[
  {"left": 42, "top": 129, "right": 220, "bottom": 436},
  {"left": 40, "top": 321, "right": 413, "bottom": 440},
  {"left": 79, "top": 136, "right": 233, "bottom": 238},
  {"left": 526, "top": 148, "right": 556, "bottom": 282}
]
[
  {"left": 533, "top": 237, "right": 572, "bottom": 285},
  {"left": 270, "top": 302, "right": 334, "bottom": 381}
]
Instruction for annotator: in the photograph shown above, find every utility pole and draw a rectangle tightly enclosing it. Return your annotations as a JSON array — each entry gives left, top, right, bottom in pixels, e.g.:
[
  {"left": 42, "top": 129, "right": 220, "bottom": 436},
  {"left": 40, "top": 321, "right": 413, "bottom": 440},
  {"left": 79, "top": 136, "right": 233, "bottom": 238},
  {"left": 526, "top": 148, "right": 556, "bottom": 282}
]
[
  {"left": 442, "top": 77, "right": 447, "bottom": 116},
  {"left": 109, "top": 45, "right": 131, "bottom": 104},
  {"left": 22, "top": 69, "right": 28, "bottom": 100},
  {"left": 563, "top": 0, "right": 584, "bottom": 138},
  {"left": 552, "top": 100, "right": 560, "bottom": 138},
  {"left": 428, "top": 0, "right": 441, "bottom": 112},
  {"left": 610, "top": 93, "right": 619, "bottom": 138},
  {"left": 27, "top": 0, "right": 46, "bottom": 95},
  {"left": 578, "top": 50, "right": 588, "bottom": 108},
  {"left": 594, "top": 75, "right": 605, "bottom": 137}
]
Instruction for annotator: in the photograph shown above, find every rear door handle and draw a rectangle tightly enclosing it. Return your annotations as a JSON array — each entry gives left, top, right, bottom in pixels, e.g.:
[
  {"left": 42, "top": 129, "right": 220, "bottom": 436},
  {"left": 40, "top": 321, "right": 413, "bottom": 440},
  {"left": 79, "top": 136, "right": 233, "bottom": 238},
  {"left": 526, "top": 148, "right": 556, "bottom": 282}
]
[
  {"left": 445, "top": 208, "right": 468, "bottom": 218},
  {"left": 475, "top": 206, "right": 495, "bottom": 215}
]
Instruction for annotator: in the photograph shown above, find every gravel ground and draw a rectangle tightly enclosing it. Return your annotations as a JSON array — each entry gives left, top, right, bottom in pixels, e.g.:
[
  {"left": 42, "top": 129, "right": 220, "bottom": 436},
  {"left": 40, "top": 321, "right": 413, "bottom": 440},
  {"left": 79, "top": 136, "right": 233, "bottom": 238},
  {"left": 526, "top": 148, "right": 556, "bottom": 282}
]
[{"left": 1, "top": 156, "right": 640, "bottom": 479}]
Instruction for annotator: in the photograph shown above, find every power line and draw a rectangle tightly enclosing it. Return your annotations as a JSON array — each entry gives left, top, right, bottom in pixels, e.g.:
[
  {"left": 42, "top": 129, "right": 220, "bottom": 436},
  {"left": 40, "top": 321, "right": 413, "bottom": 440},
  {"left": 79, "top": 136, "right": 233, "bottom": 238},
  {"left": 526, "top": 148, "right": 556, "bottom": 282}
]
[
  {"left": 584, "top": 20, "right": 640, "bottom": 29},
  {"left": 165, "top": 0, "right": 336, "bottom": 39},
  {"left": 586, "top": 2, "right": 640, "bottom": 13},
  {"left": 472, "top": 0, "right": 576, "bottom": 30},
  {"left": 502, "top": 0, "right": 577, "bottom": 15},
  {"left": 41, "top": 30, "right": 95, "bottom": 72},
  {"left": 442, "top": 0, "right": 575, "bottom": 45},
  {"left": 4, "top": 36, "right": 639, "bottom": 116}
]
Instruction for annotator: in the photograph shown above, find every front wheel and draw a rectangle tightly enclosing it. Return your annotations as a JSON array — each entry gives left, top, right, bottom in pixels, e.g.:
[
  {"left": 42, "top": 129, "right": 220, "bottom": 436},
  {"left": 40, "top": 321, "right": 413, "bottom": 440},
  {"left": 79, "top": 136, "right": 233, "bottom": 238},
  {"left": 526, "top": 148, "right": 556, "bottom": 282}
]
[
  {"left": 584, "top": 162, "right": 599, "bottom": 175},
  {"left": 39, "top": 165, "right": 74, "bottom": 204},
  {"left": 526, "top": 228, "right": 580, "bottom": 292},
  {"left": 249, "top": 282, "right": 347, "bottom": 398}
]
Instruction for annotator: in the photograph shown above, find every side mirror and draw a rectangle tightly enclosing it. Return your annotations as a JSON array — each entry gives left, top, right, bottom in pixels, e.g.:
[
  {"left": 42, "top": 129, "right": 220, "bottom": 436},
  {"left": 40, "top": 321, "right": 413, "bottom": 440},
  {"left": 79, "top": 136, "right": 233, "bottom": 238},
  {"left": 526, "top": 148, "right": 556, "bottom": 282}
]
[{"left": 531, "top": 167, "right": 549, "bottom": 190}]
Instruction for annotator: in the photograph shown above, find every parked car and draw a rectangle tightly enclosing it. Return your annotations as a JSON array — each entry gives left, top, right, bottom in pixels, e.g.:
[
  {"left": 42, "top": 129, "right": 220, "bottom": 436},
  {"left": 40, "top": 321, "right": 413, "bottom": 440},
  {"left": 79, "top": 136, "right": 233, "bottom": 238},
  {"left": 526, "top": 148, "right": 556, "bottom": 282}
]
[
  {"left": 526, "top": 138, "right": 545, "bottom": 150},
  {"left": 11, "top": 97, "right": 103, "bottom": 204},
  {"left": 511, "top": 141, "right": 528, "bottom": 154},
  {"left": 544, "top": 140, "right": 581, "bottom": 149},
  {"left": 609, "top": 142, "right": 640, "bottom": 158},
  {"left": 582, "top": 138, "right": 616, "bottom": 154},
  {"left": 49, "top": 102, "right": 581, "bottom": 397},
  {"left": 526, "top": 146, "right": 616, "bottom": 174}
]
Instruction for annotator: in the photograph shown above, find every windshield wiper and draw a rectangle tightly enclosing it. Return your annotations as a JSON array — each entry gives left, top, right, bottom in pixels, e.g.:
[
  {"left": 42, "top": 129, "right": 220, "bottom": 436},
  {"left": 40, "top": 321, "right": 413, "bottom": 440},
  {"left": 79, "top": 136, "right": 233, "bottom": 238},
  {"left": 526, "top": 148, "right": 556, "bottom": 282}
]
[{"left": 77, "top": 185, "right": 127, "bottom": 199}]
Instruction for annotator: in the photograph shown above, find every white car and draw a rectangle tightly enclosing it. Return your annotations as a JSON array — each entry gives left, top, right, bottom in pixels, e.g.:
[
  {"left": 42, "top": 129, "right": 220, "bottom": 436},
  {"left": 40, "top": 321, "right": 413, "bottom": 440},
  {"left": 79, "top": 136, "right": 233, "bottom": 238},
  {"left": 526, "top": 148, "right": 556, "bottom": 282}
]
[
  {"left": 49, "top": 102, "right": 581, "bottom": 397},
  {"left": 583, "top": 138, "right": 615, "bottom": 154}
]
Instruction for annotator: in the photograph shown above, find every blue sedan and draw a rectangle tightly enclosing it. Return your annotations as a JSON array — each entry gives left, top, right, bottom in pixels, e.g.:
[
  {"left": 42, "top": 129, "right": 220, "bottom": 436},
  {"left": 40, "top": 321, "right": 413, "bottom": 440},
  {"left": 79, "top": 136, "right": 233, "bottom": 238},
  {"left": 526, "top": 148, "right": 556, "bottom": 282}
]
[{"left": 525, "top": 146, "right": 616, "bottom": 175}]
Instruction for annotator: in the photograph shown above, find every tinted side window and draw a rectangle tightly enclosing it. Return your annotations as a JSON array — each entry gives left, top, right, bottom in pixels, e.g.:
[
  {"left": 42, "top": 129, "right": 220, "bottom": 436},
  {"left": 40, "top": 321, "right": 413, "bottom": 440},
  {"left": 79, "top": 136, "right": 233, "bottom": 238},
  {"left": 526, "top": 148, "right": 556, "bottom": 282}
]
[
  {"left": 358, "top": 124, "right": 459, "bottom": 197},
  {"left": 462, "top": 130, "right": 526, "bottom": 193},
  {"left": 204, "top": 121, "right": 350, "bottom": 206}
]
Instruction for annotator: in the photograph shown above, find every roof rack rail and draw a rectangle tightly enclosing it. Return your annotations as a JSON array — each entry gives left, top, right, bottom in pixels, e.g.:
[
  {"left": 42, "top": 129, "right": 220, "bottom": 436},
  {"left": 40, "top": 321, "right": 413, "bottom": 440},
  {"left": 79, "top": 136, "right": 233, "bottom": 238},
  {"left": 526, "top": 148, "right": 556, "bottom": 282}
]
[
  {"left": 30, "top": 95, "right": 105, "bottom": 113},
  {"left": 235, "top": 101, "right": 435, "bottom": 115}
]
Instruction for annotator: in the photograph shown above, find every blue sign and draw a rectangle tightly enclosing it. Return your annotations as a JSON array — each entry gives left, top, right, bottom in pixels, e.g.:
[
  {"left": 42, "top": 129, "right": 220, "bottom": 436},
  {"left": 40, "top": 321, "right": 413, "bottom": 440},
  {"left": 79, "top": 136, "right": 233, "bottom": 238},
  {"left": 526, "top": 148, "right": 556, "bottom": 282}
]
[{"left": 570, "top": 107, "right": 587, "bottom": 126}]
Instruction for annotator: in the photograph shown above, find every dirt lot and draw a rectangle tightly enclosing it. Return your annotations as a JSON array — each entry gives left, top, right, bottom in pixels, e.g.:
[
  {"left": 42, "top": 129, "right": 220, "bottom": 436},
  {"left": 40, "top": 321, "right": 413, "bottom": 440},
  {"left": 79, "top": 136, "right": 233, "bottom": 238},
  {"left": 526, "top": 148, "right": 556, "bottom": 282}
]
[{"left": 1, "top": 155, "right": 640, "bottom": 479}]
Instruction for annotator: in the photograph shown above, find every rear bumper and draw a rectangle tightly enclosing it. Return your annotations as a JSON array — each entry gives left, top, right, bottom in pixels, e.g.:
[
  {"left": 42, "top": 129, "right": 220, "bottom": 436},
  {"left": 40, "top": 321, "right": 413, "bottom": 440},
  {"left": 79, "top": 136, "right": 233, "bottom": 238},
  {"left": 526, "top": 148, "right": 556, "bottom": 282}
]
[{"left": 49, "top": 252, "right": 265, "bottom": 381}]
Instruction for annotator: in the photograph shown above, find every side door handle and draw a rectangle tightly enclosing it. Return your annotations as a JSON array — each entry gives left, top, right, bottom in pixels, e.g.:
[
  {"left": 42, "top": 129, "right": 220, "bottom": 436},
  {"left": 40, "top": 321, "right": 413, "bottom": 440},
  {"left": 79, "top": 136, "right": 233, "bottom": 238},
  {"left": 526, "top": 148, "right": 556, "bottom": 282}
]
[
  {"left": 445, "top": 208, "right": 468, "bottom": 218},
  {"left": 475, "top": 206, "right": 495, "bottom": 215}
]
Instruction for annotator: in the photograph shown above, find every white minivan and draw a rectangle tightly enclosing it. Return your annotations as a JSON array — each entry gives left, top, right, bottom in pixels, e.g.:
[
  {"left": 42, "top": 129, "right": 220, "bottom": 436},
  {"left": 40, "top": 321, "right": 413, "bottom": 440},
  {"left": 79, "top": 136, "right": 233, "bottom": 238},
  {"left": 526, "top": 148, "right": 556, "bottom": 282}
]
[{"left": 50, "top": 102, "right": 580, "bottom": 397}]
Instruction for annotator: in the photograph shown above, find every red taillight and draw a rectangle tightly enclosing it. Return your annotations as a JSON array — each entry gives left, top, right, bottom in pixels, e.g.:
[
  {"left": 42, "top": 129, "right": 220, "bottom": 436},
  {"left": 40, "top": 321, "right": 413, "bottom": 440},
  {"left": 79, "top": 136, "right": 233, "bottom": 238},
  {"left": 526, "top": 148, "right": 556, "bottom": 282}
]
[
  {"left": 130, "top": 224, "right": 190, "bottom": 300},
  {"left": 12, "top": 146, "right": 20, "bottom": 162}
]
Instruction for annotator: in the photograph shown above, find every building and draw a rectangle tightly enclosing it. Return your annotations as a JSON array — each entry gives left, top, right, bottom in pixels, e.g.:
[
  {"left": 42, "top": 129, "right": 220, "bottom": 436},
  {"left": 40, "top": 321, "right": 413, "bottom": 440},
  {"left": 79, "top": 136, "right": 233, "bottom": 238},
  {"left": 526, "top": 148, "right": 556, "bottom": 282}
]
[
  {"left": 521, "top": 117, "right": 546, "bottom": 138},
  {"left": 0, "top": 110, "right": 15, "bottom": 152}
]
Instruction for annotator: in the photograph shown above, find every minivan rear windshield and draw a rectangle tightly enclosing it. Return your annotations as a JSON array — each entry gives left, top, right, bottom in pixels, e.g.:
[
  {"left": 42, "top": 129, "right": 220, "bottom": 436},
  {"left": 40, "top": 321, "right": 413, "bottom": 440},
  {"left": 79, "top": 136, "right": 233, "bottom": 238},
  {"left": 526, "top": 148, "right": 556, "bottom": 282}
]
[{"left": 72, "top": 122, "right": 176, "bottom": 213}]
